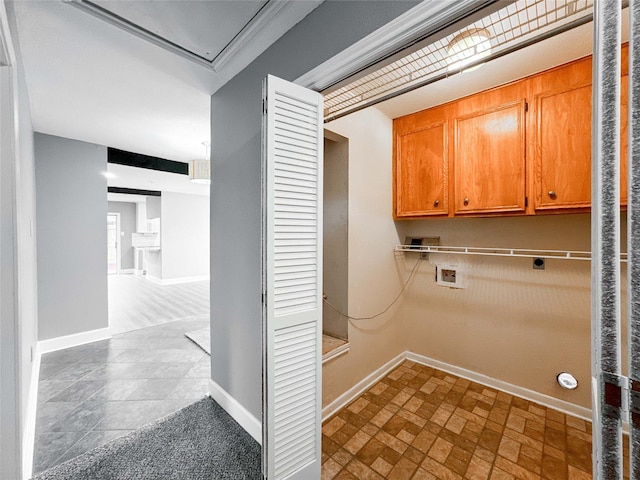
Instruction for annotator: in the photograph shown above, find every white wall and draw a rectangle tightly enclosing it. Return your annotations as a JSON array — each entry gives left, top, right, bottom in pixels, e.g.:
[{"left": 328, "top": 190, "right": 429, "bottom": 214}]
[
  {"left": 160, "top": 192, "right": 209, "bottom": 281},
  {"left": 145, "top": 196, "right": 162, "bottom": 279},
  {"left": 34, "top": 133, "right": 108, "bottom": 340},
  {"left": 323, "top": 108, "right": 407, "bottom": 408}
]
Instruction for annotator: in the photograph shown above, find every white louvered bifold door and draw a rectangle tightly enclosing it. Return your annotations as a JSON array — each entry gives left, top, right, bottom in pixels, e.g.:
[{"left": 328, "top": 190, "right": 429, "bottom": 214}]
[{"left": 262, "top": 74, "right": 323, "bottom": 480}]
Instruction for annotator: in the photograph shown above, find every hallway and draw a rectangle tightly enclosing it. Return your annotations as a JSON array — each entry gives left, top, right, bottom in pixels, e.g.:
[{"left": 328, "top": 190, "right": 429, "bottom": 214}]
[{"left": 30, "top": 256, "right": 213, "bottom": 475}]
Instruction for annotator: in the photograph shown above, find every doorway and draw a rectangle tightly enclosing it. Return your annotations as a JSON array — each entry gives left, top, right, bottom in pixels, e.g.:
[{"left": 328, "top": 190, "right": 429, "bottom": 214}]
[
  {"left": 323, "top": 131, "right": 349, "bottom": 357},
  {"left": 106, "top": 212, "right": 120, "bottom": 274}
]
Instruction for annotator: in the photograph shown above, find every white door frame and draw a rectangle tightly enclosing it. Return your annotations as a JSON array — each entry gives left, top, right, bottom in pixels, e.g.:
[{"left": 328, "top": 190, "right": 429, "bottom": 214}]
[{"left": 0, "top": 3, "right": 22, "bottom": 479}]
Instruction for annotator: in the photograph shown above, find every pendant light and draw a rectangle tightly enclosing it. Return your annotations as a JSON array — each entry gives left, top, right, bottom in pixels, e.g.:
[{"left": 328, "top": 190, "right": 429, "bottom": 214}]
[{"left": 189, "top": 141, "right": 211, "bottom": 184}]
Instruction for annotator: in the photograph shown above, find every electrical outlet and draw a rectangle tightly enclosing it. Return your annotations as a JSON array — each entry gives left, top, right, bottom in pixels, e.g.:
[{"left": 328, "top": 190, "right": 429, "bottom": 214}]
[{"left": 533, "top": 257, "right": 545, "bottom": 270}]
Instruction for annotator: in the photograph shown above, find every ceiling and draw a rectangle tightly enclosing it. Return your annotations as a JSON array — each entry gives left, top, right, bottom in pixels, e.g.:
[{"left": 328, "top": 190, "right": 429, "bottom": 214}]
[{"left": 11, "top": 0, "right": 321, "bottom": 197}]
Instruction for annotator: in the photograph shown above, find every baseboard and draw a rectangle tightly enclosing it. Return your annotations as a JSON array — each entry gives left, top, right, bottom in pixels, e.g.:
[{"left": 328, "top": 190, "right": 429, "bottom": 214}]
[
  {"left": 38, "top": 327, "right": 112, "bottom": 354},
  {"left": 22, "top": 343, "right": 40, "bottom": 480},
  {"left": 208, "top": 379, "right": 262, "bottom": 445},
  {"left": 322, "top": 352, "right": 406, "bottom": 422},
  {"left": 322, "top": 350, "right": 592, "bottom": 424},
  {"left": 405, "top": 351, "right": 592, "bottom": 421},
  {"left": 119, "top": 269, "right": 134, "bottom": 274},
  {"left": 146, "top": 274, "right": 209, "bottom": 286}
]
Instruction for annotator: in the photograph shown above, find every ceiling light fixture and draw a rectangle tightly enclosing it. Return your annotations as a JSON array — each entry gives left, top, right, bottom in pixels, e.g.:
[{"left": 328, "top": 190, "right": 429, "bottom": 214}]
[
  {"left": 447, "top": 28, "right": 492, "bottom": 73},
  {"left": 189, "top": 141, "right": 211, "bottom": 185},
  {"left": 102, "top": 171, "right": 116, "bottom": 179}
]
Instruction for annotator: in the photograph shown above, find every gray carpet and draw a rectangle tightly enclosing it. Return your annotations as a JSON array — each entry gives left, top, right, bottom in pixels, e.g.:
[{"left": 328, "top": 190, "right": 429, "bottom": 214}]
[
  {"left": 32, "top": 397, "right": 261, "bottom": 480},
  {"left": 185, "top": 328, "right": 211, "bottom": 355}
]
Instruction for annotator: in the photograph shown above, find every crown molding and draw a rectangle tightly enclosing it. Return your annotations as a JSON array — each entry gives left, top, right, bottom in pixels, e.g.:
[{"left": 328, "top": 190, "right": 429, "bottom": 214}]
[{"left": 64, "top": 0, "right": 314, "bottom": 72}]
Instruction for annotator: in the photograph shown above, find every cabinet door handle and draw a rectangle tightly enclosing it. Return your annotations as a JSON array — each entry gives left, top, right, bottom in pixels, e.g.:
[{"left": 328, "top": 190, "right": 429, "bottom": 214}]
[
  {"left": 548, "top": 190, "right": 557, "bottom": 199},
  {"left": 433, "top": 200, "right": 439, "bottom": 207},
  {"left": 463, "top": 197, "right": 469, "bottom": 206}
]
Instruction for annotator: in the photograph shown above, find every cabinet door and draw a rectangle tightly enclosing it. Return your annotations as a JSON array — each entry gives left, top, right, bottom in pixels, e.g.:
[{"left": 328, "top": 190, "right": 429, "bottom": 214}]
[
  {"left": 534, "top": 83, "right": 592, "bottom": 209},
  {"left": 395, "top": 121, "right": 448, "bottom": 217},
  {"left": 453, "top": 100, "right": 526, "bottom": 214},
  {"left": 533, "top": 51, "right": 627, "bottom": 211}
]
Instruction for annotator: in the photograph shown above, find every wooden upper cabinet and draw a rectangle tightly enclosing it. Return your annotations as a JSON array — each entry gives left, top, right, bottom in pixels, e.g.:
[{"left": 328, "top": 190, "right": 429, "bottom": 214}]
[
  {"left": 531, "top": 47, "right": 628, "bottom": 211},
  {"left": 453, "top": 91, "right": 526, "bottom": 215},
  {"left": 534, "top": 82, "right": 592, "bottom": 209},
  {"left": 394, "top": 108, "right": 448, "bottom": 217}
]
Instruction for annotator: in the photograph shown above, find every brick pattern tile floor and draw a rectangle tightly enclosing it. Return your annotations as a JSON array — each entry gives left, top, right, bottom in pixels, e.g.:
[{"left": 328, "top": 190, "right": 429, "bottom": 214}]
[{"left": 321, "top": 360, "right": 629, "bottom": 480}]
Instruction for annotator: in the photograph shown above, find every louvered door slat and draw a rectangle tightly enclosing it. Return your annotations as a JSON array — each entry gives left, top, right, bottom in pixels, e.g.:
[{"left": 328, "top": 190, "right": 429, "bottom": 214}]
[{"left": 263, "top": 75, "right": 323, "bottom": 480}]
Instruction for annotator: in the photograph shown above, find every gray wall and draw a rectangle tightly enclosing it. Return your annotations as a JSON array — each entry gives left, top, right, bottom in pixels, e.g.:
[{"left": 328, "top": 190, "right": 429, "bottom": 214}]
[
  {"left": 108, "top": 201, "right": 136, "bottom": 270},
  {"left": 35, "top": 133, "right": 108, "bottom": 340},
  {"left": 210, "top": 0, "right": 419, "bottom": 419},
  {"left": 323, "top": 136, "right": 349, "bottom": 340}
]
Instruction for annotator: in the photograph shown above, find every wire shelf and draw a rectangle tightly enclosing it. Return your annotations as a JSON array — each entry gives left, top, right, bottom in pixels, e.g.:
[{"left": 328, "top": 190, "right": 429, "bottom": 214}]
[
  {"left": 324, "top": 0, "right": 594, "bottom": 120},
  {"left": 395, "top": 244, "right": 628, "bottom": 262}
]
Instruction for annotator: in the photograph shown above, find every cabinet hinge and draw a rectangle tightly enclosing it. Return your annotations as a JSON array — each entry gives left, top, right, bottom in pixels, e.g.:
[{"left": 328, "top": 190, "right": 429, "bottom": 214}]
[{"left": 524, "top": 101, "right": 529, "bottom": 112}]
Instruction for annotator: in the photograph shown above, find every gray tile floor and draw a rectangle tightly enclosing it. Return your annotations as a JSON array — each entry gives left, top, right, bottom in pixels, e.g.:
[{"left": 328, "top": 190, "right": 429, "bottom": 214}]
[{"left": 33, "top": 316, "right": 210, "bottom": 475}]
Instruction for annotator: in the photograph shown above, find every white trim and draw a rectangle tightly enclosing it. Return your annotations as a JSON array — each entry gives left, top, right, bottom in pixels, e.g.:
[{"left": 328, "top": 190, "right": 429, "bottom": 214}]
[
  {"left": 211, "top": 0, "right": 288, "bottom": 71},
  {"left": 0, "top": 0, "right": 15, "bottom": 66},
  {"left": 22, "top": 344, "right": 40, "bottom": 480},
  {"left": 38, "top": 327, "right": 112, "bottom": 355},
  {"left": 322, "top": 350, "right": 592, "bottom": 423},
  {"left": 119, "top": 269, "right": 134, "bottom": 275},
  {"left": 145, "top": 274, "right": 163, "bottom": 285},
  {"left": 208, "top": 379, "right": 262, "bottom": 445},
  {"left": 296, "top": 0, "right": 496, "bottom": 92},
  {"left": 322, "top": 352, "right": 406, "bottom": 421},
  {"left": 322, "top": 342, "right": 350, "bottom": 364},
  {"left": 405, "top": 352, "right": 592, "bottom": 421},
  {"left": 146, "top": 274, "right": 209, "bottom": 286},
  {"left": 0, "top": 3, "right": 21, "bottom": 478}
]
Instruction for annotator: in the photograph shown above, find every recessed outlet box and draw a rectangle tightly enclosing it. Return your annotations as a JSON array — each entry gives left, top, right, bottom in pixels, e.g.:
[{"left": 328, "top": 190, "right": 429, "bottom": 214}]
[
  {"left": 533, "top": 257, "right": 545, "bottom": 270},
  {"left": 405, "top": 236, "right": 440, "bottom": 248},
  {"left": 436, "top": 264, "right": 465, "bottom": 289}
]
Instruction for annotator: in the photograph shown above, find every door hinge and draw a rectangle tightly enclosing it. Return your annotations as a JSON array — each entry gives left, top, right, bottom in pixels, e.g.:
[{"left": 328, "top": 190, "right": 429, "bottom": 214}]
[
  {"left": 262, "top": 100, "right": 267, "bottom": 115},
  {"left": 524, "top": 101, "right": 529, "bottom": 112},
  {"left": 525, "top": 196, "right": 528, "bottom": 207},
  {"left": 600, "top": 373, "right": 638, "bottom": 423},
  {"left": 261, "top": 292, "right": 267, "bottom": 305}
]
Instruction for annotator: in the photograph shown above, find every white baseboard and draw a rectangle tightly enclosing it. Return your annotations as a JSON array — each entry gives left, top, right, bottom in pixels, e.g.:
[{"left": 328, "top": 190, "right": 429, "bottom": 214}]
[
  {"left": 208, "top": 379, "right": 262, "bottom": 445},
  {"left": 322, "top": 350, "right": 592, "bottom": 424},
  {"left": 322, "top": 352, "right": 406, "bottom": 421},
  {"left": 119, "top": 269, "right": 134, "bottom": 274},
  {"left": 22, "top": 343, "right": 40, "bottom": 480},
  {"left": 38, "top": 327, "right": 112, "bottom": 354},
  {"left": 146, "top": 274, "right": 209, "bottom": 286},
  {"left": 405, "top": 352, "right": 592, "bottom": 421}
]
